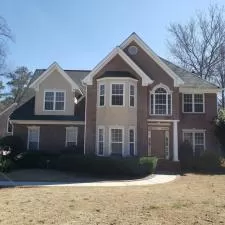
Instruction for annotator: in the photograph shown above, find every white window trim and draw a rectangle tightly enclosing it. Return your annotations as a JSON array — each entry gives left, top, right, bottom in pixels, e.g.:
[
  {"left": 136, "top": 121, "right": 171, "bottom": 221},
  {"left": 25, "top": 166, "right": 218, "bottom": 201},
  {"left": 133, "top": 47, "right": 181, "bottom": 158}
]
[
  {"left": 43, "top": 89, "right": 66, "bottom": 112},
  {"left": 110, "top": 83, "right": 125, "bottom": 107},
  {"left": 98, "top": 83, "right": 105, "bottom": 107},
  {"left": 96, "top": 126, "right": 105, "bottom": 156},
  {"left": 182, "top": 129, "right": 206, "bottom": 153},
  {"left": 65, "top": 127, "right": 78, "bottom": 147},
  {"left": 27, "top": 126, "right": 40, "bottom": 150},
  {"left": 182, "top": 93, "right": 205, "bottom": 114},
  {"left": 150, "top": 84, "right": 172, "bottom": 116},
  {"left": 128, "top": 126, "right": 136, "bottom": 156},
  {"left": 129, "top": 84, "right": 136, "bottom": 108},
  {"left": 109, "top": 126, "right": 125, "bottom": 156}
]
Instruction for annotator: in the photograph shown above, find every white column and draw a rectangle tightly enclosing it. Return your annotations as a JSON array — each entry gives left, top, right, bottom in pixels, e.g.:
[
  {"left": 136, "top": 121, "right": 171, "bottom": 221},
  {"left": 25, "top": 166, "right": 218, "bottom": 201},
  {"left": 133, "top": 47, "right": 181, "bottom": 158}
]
[{"left": 173, "top": 120, "right": 179, "bottom": 161}]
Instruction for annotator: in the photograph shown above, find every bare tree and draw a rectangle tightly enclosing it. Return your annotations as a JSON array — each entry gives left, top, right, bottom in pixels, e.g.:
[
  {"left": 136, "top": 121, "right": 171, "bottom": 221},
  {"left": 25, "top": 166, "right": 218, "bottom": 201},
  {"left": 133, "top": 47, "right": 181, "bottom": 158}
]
[
  {"left": 168, "top": 5, "right": 225, "bottom": 80},
  {"left": 0, "top": 16, "right": 12, "bottom": 72}
]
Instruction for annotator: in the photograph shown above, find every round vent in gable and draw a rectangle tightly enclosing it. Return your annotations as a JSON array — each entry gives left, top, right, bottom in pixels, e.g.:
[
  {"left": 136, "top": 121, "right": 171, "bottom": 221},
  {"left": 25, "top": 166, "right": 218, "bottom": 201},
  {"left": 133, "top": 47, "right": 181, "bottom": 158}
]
[{"left": 128, "top": 45, "right": 138, "bottom": 55}]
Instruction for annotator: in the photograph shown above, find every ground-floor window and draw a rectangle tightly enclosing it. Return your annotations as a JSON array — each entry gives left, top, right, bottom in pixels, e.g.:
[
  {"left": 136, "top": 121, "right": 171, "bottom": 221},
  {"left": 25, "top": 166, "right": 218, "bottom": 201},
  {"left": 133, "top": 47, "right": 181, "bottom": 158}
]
[
  {"left": 183, "top": 130, "right": 205, "bottom": 156},
  {"left": 129, "top": 128, "right": 135, "bottom": 156},
  {"left": 27, "top": 126, "right": 40, "bottom": 150},
  {"left": 66, "top": 127, "right": 78, "bottom": 147},
  {"left": 110, "top": 128, "right": 123, "bottom": 156},
  {"left": 97, "top": 126, "right": 105, "bottom": 156}
]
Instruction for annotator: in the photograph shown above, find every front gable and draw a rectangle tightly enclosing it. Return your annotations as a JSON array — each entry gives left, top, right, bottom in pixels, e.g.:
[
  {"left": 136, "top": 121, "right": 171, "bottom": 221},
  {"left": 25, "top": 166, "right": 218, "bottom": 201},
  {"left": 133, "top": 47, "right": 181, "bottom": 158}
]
[
  {"left": 82, "top": 47, "right": 153, "bottom": 86},
  {"left": 120, "top": 33, "right": 184, "bottom": 87},
  {"left": 30, "top": 62, "right": 81, "bottom": 92}
]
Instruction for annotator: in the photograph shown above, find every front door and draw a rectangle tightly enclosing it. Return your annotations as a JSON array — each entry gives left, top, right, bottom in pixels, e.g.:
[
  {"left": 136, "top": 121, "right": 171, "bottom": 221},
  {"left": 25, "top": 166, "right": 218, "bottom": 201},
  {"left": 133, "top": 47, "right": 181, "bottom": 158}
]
[{"left": 151, "top": 130, "right": 165, "bottom": 158}]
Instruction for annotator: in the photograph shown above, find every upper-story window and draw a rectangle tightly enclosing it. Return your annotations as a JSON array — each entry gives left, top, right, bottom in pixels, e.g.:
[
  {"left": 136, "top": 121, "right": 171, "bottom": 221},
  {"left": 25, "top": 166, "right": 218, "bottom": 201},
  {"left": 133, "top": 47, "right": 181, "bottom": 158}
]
[
  {"left": 129, "top": 84, "right": 135, "bottom": 107},
  {"left": 44, "top": 90, "right": 65, "bottom": 111},
  {"left": 99, "top": 84, "right": 105, "bottom": 106},
  {"left": 183, "top": 94, "right": 204, "bottom": 113},
  {"left": 111, "top": 84, "right": 124, "bottom": 106},
  {"left": 150, "top": 85, "right": 172, "bottom": 115}
]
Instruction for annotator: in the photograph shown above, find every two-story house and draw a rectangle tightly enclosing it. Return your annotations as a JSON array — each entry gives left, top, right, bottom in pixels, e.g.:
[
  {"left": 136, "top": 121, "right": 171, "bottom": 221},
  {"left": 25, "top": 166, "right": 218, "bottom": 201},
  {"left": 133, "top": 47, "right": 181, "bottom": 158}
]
[{"left": 9, "top": 33, "right": 220, "bottom": 161}]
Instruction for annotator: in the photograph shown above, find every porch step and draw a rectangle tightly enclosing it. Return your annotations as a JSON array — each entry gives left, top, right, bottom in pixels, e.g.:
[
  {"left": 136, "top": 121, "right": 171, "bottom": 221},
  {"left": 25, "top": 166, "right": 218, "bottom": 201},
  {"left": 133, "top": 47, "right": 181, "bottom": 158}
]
[{"left": 155, "top": 159, "right": 181, "bottom": 174}]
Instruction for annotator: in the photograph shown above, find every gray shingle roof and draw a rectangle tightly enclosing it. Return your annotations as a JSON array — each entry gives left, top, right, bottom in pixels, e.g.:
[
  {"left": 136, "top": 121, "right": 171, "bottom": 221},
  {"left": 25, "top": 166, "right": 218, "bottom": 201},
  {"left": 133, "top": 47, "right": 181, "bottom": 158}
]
[{"left": 160, "top": 58, "right": 219, "bottom": 89}]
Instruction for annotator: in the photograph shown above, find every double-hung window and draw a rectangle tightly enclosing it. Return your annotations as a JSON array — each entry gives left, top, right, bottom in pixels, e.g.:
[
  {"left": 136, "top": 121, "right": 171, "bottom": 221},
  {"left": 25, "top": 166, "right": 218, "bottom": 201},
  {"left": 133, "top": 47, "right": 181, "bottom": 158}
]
[
  {"left": 110, "top": 128, "right": 123, "bottom": 155},
  {"left": 111, "top": 84, "right": 124, "bottom": 106},
  {"left": 129, "top": 128, "right": 135, "bottom": 156},
  {"left": 27, "top": 127, "right": 40, "bottom": 150},
  {"left": 99, "top": 84, "right": 105, "bottom": 106},
  {"left": 129, "top": 85, "right": 135, "bottom": 107},
  {"left": 183, "top": 130, "right": 205, "bottom": 156},
  {"left": 183, "top": 94, "right": 204, "bottom": 113},
  {"left": 44, "top": 90, "right": 65, "bottom": 111},
  {"left": 97, "top": 127, "right": 105, "bottom": 156},
  {"left": 66, "top": 127, "right": 78, "bottom": 147}
]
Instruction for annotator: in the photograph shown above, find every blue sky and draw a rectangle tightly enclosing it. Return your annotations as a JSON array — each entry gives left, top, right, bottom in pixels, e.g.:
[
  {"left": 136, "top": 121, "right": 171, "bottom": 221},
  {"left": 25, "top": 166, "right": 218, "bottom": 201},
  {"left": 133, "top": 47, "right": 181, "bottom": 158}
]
[{"left": 0, "top": 0, "right": 224, "bottom": 72}]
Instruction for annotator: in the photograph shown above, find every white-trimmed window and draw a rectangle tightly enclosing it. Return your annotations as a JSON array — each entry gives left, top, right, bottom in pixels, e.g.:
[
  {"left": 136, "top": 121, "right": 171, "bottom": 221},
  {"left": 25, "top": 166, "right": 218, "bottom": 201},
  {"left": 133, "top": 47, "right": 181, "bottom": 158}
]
[
  {"left": 129, "top": 84, "right": 135, "bottom": 107},
  {"left": 7, "top": 118, "right": 13, "bottom": 134},
  {"left": 110, "top": 128, "right": 123, "bottom": 155},
  {"left": 150, "top": 86, "right": 172, "bottom": 115},
  {"left": 27, "top": 127, "right": 40, "bottom": 150},
  {"left": 111, "top": 84, "right": 124, "bottom": 106},
  {"left": 65, "top": 127, "right": 78, "bottom": 147},
  {"left": 44, "top": 90, "right": 65, "bottom": 111},
  {"left": 99, "top": 84, "right": 105, "bottom": 106},
  {"left": 129, "top": 128, "right": 135, "bottom": 156},
  {"left": 183, "top": 94, "right": 204, "bottom": 113},
  {"left": 97, "top": 126, "right": 105, "bottom": 156},
  {"left": 183, "top": 130, "right": 205, "bottom": 156}
]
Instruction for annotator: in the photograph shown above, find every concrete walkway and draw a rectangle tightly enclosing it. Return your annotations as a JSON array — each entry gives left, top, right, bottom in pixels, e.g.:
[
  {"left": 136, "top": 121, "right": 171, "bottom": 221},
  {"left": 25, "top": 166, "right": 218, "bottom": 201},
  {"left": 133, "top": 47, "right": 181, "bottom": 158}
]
[{"left": 0, "top": 174, "right": 177, "bottom": 187}]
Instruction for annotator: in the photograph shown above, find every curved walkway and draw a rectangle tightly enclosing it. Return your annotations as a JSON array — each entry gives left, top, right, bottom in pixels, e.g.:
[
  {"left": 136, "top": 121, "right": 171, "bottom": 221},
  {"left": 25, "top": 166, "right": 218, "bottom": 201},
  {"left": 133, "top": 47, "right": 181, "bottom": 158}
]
[{"left": 0, "top": 174, "right": 177, "bottom": 187}]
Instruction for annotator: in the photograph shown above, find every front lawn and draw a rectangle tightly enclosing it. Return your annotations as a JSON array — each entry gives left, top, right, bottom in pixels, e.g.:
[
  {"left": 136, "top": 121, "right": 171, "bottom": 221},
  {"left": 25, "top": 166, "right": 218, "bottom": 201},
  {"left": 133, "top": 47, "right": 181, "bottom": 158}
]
[{"left": 0, "top": 174, "right": 224, "bottom": 225}]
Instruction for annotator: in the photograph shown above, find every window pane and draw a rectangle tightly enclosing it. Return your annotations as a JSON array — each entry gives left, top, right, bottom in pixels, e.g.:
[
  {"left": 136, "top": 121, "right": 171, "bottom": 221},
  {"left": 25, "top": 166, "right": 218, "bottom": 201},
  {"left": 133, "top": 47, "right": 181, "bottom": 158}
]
[
  {"left": 98, "top": 142, "right": 104, "bottom": 155},
  {"left": 129, "top": 143, "right": 134, "bottom": 156},
  {"left": 194, "top": 94, "right": 203, "bottom": 103},
  {"left": 155, "top": 105, "right": 166, "bottom": 114},
  {"left": 184, "top": 94, "right": 192, "bottom": 103},
  {"left": 111, "top": 129, "right": 122, "bottom": 142},
  {"left": 55, "top": 102, "right": 64, "bottom": 110},
  {"left": 66, "top": 127, "right": 77, "bottom": 145},
  {"left": 168, "top": 95, "right": 171, "bottom": 114},
  {"left": 112, "top": 95, "right": 123, "bottom": 105},
  {"left": 130, "top": 85, "right": 134, "bottom": 95},
  {"left": 195, "top": 133, "right": 204, "bottom": 145},
  {"left": 67, "top": 142, "right": 76, "bottom": 147},
  {"left": 100, "top": 85, "right": 105, "bottom": 95},
  {"left": 100, "top": 96, "right": 104, "bottom": 106},
  {"left": 45, "top": 92, "right": 54, "bottom": 101},
  {"left": 7, "top": 121, "right": 12, "bottom": 133},
  {"left": 112, "top": 84, "right": 123, "bottom": 95},
  {"left": 111, "top": 143, "right": 122, "bottom": 155},
  {"left": 56, "top": 92, "right": 64, "bottom": 101},
  {"left": 183, "top": 132, "right": 193, "bottom": 146},
  {"left": 194, "top": 104, "right": 203, "bottom": 112},
  {"left": 155, "top": 88, "right": 166, "bottom": 93},
  {"left": 130, "top": 96, "right": 134, "bottom": 107},
  {"left": 184, "top": 103, "right": 192, "bottom": 112},
  {"left": 129, "top": 129, "right": 134, "bottom": 142}
]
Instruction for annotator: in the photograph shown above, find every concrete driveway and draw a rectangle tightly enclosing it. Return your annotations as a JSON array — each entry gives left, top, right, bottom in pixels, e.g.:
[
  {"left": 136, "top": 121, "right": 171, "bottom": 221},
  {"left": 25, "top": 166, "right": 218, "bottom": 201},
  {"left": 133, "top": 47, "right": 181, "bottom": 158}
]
[{"left": 0, "top": 169, "right": 177, "bottom": 187}]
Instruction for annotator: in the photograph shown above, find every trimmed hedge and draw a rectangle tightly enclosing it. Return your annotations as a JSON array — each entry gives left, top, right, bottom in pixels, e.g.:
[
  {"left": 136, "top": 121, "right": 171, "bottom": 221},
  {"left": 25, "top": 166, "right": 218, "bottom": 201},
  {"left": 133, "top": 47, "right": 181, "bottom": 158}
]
[
  {"left": 56, "top": 154, "right": 157, "bottom": 177},
  {"left": 0, "top": 155, "right": 15, "bottom": 172},
  {"left": 14, "top": 151, "right": 60, "bottom": 169}
]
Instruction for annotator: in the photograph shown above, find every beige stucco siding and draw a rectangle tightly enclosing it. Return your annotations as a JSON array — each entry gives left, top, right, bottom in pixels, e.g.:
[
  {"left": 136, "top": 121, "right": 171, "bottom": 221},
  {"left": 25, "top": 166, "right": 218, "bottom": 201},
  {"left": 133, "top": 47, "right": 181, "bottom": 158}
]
[{"left": 35, "top": 70, "right": 74, "bottom": 115}]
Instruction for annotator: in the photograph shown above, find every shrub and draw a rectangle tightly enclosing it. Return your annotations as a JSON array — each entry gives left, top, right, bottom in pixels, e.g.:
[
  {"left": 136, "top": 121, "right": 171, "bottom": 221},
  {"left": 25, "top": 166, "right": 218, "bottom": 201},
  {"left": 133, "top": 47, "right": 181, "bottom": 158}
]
[
  {"left": 14, "top": 151, "right": 60, "bottom": 169},
  {"left": 0, "top": 135, "right": 25, "bottom": 155},
  {"left": 193, "top": 151, "right": 221, "bottom": 172},
  {"left": 179, "top": 141, "right": 194, "bottom": 170},
  {"left": 0, "top": 155, "right": 14, "bottom": 172},
  {"left": 56, "top": 154, "right": 157, "bottom": 177}
]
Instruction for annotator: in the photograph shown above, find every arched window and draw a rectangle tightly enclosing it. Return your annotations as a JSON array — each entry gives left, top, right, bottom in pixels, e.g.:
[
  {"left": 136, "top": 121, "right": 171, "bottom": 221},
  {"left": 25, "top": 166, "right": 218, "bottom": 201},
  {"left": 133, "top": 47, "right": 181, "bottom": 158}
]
[{"left": 150, "top": 85, "right": 172, "bottom": 115}]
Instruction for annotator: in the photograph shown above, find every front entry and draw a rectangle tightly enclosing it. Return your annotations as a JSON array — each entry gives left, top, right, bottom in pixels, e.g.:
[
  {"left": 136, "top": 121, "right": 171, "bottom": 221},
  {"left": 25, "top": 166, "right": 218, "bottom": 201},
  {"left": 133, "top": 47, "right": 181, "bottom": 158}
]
[{"left": 148, "top": 127, "right": 169, "bottom": 159}]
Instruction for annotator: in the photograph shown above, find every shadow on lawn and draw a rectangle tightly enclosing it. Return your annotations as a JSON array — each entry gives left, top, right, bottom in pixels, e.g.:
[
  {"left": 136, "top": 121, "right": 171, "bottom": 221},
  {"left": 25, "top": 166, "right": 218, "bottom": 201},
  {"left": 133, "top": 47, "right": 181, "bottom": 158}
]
[{"left": 180, "top": 166, "right": 225, "bottom": 176}]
